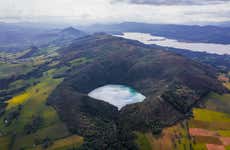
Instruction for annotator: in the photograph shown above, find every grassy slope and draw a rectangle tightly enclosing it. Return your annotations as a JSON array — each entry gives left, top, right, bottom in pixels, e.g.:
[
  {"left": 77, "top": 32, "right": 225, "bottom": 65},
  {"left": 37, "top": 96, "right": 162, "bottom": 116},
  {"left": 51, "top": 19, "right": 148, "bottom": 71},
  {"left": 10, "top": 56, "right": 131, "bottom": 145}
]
[
  {"left": 33, "top": 135, "right": 83, "bottom": 150},
  {"left": 193, "top": 108, "right": 230, "bottom": 122},
  {"left": 226, "top": 146, "right": 230, "bottom": 150},
  {"left": 0, "top": 136, "right": 11, "bottom": 150},
  {"left": 0, "top": 62, "right": 33, "bottom": 79},
  {"left": 135, "top": 132, "right": 152, "bottom": 150},
  {"left": 0, "top": 68, "right": 83, "bottom": 149},
  {"left": 0, "top": 47, "right": 87, "bottom": 150},
  {"left": 224, "top": 82, "right": 230, "bottom": 89},
  {"left": 0, "top": 70, "right": 62, "bottom": 131}
]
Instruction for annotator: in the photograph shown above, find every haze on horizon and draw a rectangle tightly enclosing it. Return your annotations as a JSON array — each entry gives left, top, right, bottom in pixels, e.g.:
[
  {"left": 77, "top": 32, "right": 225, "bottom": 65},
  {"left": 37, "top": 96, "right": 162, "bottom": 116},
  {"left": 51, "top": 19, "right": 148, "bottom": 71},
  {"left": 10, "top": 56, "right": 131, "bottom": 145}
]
[{"left": 0, "top": 0, "right": 230, "bottom": 25}]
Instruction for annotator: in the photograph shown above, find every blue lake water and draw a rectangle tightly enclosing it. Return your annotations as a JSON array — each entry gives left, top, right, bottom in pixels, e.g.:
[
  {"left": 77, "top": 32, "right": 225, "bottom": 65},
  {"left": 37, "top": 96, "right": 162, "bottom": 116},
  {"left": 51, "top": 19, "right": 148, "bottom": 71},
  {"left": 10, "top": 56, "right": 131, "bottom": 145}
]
[
  {"left": 116, "top": 32, "right": 230, "bottom": 55},
  {"left": 88, "top": 85, "right": 146, "bottom": 110}
]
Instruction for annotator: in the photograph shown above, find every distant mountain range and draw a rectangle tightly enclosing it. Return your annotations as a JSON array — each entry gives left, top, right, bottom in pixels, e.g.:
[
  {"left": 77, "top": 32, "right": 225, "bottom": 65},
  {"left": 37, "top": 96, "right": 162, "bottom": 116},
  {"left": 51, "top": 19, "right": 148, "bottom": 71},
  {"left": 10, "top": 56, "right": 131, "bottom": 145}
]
[
  {"left": 0, "top": 23, "right": 86, "bottom": 52},
  {"left": 84, "top": 22, "right": 230, "bottom": 44},
  {"left": 213, "top": 21, "right": 230, "bottom": 27},
  {"left": 1, "top": 21, "right": 230, "bottom": 53}
]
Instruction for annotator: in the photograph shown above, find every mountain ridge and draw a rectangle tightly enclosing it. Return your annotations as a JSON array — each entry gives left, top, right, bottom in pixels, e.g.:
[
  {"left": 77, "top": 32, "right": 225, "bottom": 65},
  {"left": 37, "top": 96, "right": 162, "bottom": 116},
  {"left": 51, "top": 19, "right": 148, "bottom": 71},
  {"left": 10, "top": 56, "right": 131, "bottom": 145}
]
[{"left": 84, "top": 22, "right": 230, "bottom": 44}]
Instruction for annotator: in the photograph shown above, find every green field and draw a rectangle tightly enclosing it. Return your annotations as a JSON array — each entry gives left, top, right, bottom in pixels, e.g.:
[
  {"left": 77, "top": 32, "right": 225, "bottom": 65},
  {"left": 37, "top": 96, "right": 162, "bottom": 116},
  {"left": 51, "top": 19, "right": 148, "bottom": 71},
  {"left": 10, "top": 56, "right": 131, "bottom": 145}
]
[
  {"left": 0, "top": 62, "right": 34, "bottom": 79},
  {"left": 0, "top": 68, "right": 84, "bottom": 149},
  {"left": 0, "top": 71, "right": 63, "bottom": 130},
  {"left": 46, "top": 135, "right": 83, "bottom": 150},
  {"left": 33, "top": 135, "right": 83, "bottom": 150},
  {"left": 193, "top": 108, "right": 230, "bottom": 123}
]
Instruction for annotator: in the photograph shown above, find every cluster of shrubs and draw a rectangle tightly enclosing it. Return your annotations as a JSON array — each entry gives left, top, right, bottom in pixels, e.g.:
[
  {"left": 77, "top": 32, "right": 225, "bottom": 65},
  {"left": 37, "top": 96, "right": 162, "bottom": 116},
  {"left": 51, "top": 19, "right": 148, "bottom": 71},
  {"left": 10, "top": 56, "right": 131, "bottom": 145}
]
[
  {"left": 26, "top": 136, "right": 53, "bottom": 149},
  {"left": 162, "top": 85, "right": 197, "bottom": 113},
  {"left": 41, "top": 137, "right": 53, "bottom": 148},
  {"left": 3, "top": 105, "right": 22, "bottom": 126},
  {"left": 24, "top": 116, "right": 43, "bottom": 134},
  {"left": 78, "top": 123, "right": 138, "bottom": 150},
  {"left": 148, "top": 120, "right": 163, "bottom": 135},
  {"left": 0, "top": 102, "right": 7, "bottom": 117}
]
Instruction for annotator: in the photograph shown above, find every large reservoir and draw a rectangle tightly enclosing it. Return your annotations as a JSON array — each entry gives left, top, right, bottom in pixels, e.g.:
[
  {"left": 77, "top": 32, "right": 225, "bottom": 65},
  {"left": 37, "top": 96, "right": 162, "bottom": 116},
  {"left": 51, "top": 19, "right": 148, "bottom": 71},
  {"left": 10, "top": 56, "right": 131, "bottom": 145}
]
[{"left": 117, "top": 32, "right": 230, "bottom": 55}]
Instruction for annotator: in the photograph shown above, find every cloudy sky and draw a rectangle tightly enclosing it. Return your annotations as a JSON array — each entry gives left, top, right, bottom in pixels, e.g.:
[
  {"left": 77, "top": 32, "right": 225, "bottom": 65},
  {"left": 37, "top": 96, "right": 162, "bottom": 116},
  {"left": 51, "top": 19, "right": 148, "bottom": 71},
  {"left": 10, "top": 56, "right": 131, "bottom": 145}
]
[{"left": 0, "top": 0, "right": 230, "bottom": 25}]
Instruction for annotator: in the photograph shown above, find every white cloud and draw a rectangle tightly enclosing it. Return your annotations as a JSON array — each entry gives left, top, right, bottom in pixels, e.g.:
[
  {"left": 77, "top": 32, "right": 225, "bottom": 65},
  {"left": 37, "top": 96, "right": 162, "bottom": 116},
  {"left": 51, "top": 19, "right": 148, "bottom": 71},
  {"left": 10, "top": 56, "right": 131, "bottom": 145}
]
[
  {"left": 0, "top": 0, "right": 229, "bottom": 25},
  {"left": 113, "top": 0, "right": 229, "bottom": 5}
]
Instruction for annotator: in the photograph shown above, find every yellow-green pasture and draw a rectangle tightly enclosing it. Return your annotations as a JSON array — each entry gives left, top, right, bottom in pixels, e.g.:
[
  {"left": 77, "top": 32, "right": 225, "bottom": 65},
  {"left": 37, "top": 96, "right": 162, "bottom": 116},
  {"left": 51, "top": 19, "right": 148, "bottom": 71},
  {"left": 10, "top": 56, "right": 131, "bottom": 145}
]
[{"left": 0, "top": 69, "right": 79, "bottom": 149}]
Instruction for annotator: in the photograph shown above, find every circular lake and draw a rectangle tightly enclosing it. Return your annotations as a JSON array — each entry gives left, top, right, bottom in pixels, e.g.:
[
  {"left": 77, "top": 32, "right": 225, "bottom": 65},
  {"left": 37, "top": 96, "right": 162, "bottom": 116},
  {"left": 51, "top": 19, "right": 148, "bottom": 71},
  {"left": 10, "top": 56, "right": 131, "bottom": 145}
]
[{"left": 88, "top": 84, "right": 146, "bottom": 110}]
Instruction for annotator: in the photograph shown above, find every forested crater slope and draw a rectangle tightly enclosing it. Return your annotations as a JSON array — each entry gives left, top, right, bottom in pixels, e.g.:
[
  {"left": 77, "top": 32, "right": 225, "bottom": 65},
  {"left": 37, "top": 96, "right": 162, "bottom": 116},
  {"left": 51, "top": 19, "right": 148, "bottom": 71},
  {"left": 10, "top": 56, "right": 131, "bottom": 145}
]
[{"left": 47, "top": 34, "right": 228, "bottom": 149}]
